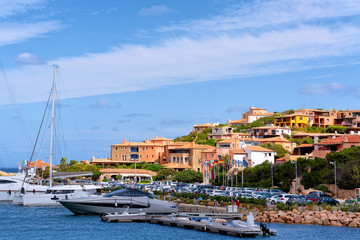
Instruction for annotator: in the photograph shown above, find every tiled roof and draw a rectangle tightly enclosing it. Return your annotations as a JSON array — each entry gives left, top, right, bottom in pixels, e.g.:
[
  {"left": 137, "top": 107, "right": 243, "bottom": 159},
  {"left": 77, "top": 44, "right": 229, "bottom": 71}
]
[
  {"left": 257, "top": 137, "right": 292, "bottom": 143},
  {"left": 316, "top": 135, "right": 360, "bottom": 145},
  {"left": 295, "top": 144, "right": 314, "bottom": 148},
  {"left": 29, "top": 160, "right": 50, "bottom": 168},
  {"left": 100, "top": 169, "right": 157, "bottom": 176},
  {"left": 230, "top": 149, "right": 246, "bottom": 154},
  {"left": 162, "top": 163, "right": 192, "bottom": 169},
  {"left": 275, "top": 114, "right": 308, "bottom": 118},
  {"left": 252, "top": 126, "right": 291, "bottom": 130},
  {"left": 246, "top": 146, "right": 275, "bottom": 152}
]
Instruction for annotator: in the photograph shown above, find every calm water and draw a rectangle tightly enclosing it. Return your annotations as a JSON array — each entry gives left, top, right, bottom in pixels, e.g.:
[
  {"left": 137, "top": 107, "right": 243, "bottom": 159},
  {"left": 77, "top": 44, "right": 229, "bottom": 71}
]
[{"left": 0, "top": 202, "right": 359, "bottom": 240}]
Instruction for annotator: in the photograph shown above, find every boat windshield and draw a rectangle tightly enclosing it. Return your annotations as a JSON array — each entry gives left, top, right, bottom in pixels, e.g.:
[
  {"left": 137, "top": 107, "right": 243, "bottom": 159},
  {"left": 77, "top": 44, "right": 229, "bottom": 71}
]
[
  {"left": 0, "top": 179, "right": 17, "bottom": 184},
  {"left": 103, "top": 189, "right": 153, "bottom": 199}
]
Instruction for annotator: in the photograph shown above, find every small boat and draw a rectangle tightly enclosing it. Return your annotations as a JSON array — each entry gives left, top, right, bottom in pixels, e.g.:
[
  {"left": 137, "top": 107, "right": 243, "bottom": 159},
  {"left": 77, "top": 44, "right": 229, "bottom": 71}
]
[
  {"left": 232, "top": 212, "right": 277, "bottom": 236},
  {"left": 100, "top": 208, "right": 147, "bottom": 222}
]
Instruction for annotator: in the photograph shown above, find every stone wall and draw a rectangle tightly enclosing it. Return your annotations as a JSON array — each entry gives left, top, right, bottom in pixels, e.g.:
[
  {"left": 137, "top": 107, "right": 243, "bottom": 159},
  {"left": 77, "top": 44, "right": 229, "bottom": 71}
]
[{"left": 255, "top": 209, "right": 360, "bottom": 228}]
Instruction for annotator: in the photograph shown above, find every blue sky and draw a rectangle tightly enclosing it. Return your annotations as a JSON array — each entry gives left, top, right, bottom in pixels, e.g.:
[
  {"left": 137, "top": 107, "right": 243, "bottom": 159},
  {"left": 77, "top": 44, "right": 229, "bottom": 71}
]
[{"left": 0, "top": 0, "right": 360, "bottom": 167}]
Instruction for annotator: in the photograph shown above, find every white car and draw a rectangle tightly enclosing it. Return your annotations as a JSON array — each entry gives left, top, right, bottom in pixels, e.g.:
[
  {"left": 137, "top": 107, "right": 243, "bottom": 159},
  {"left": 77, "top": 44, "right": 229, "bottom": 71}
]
[
  {"left": 276, "top": 194, "right": 297, "bottom": 204},
  {"left": 268, "top": 194, "right": 280, "bottom": 204}
]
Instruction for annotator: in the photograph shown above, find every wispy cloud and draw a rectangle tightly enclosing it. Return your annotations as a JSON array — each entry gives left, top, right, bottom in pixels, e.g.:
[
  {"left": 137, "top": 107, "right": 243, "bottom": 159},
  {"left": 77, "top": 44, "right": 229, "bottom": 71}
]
[
  {"left": 138, "top": 5, "right": 172, "bottom": 16},
  {"left": 93, "top": 99, "right": 110, "bottom": 108},
  {"left": 0, "top": 21, "right": 62, "bottom": 47},
  {"left": 227, "top": 106, "right": 246, "bottom": 113},
  {"left": 15, "top": 53, "right": 44, "bottom": 65},
  {"left": 301, "top": 82, "right": 360, "bottom": 98},
  {"left": 0, "top": 0, "right": 46, "bottom": 18},
  {"left": 1, "top": 0, "right": 360, "bottom": 105},
  {"left": 122, "top": 113, "right": 151, "bottom": 118},
  {"left": 308, "top": 74, "right": 333, "bottom": 80},
  {"left": 301, "top": 82, "right": 345, "bottom": 94},
  {"left": 160, "top": 119, "right": 191, "bottom": 125}
]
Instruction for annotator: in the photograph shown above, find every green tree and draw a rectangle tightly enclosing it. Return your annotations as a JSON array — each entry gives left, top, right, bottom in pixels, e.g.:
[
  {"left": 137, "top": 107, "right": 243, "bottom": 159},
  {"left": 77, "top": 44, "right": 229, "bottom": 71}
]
[
  {"left": 326, "top": 125, "right": 347, "bottom": 134},
  {"left": 69, "top": 160, "right": 78, "bottom": 166},
  {"left": 174, "top": 169, "right": 203, "bottom": 183},
  {"left": 156, "top": 169, "right": 175, "bottom": 180}
]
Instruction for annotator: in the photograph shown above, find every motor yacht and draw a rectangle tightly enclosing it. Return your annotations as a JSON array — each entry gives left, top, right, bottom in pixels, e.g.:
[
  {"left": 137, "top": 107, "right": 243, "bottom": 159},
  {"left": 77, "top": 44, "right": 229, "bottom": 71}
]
[{"left": 59, "top": 188, "right": 178, "bottom": 215}]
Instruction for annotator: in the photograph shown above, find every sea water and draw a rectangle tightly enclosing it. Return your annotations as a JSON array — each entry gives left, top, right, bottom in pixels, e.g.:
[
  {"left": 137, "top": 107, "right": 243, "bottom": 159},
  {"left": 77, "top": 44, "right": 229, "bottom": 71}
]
[{"left": 0, "top": 202, "right": 359, "bottom": 240}]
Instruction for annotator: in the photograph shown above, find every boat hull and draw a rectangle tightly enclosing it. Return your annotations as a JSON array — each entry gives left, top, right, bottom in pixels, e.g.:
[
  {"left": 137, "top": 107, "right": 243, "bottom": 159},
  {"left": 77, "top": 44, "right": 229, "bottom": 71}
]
[{"left": 60, "top": 197, "right": 178, "bottom": 215}]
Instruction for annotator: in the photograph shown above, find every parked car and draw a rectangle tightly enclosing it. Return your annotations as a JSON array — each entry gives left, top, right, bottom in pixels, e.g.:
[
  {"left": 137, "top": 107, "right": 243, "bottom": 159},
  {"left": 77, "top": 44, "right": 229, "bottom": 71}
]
[
  {"left": 317, "top": 196, "right": 339, "bottom": 206},
  {"left": 276, "top": 194, "right": 297, "bottom": 204},
  {"left": 345, "top": 199, "right": 356, "bottom": 206},
  {"left": 286, "top": 195, "right": 312, "bottom": 205},
  {"left": 268, "top": 194, "right": 281, "bottom": 204}
]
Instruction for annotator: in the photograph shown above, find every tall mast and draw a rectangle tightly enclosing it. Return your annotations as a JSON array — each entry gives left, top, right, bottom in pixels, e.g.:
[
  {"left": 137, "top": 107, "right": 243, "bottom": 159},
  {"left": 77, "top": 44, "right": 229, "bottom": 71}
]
[{"left": 49, "top": 65, "right": 58, "bottom": 187}]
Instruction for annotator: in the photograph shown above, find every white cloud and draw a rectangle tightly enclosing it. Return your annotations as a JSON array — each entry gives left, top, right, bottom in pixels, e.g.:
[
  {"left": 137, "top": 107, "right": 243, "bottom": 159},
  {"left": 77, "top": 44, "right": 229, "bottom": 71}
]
[
  {"left": 159, "top": 0, "right": 360, "bottom": 33},
  {"left": 0, "top": 0, "right": 45, "bottom": 18},
  {"left": 301, "top": 82, "right": 344, "bottom": 94},
  {"left": 94, "top": 100, "right": 110, "bottom": 108},
  {"left": 138, "top": 5, "right": 172, "bottom": 16},
  {"left": 0, "top": 21, "right": 62, "bottom": 46},
  {"left": 1, "top": 0, "right": 360, "bottom": 105},
  {"left": 15, "top": 52, "right": 44, "bottom": 65}
]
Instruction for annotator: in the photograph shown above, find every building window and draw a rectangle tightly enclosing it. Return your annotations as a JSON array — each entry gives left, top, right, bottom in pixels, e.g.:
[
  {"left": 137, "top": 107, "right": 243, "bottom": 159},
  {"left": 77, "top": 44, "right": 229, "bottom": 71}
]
[
  {"left": 180, "top": 157, "right": 183, "bottom": 163},
  {"left": 142, "top": 147, "right": 145, "bottom": 151},
  {"left": 130, "top": 154, "right": 139, "bottom": 160},
  {"left": 115, "top": 147, "right": 118, "bottom": 151},
  {"left": 122, "top": 155, "right": 127, "bottom": 161},
  {"left": 173, "top": 157, "right": 176, "bottom": 162},
  {"left": 269, "top": 153, "right": 271, "bottom": 156},
  {"left": 146, "top": 155, "right": 148, "bottom": 158},
  {"left": 205, "top": 154, "right": 207, "bottom": 160},
  {"left": 177, "top": 157, "right": 179, "bottom": 163},
  {"left": 300, "top": 117, "right": 303, "bottom": 120},
  {"left": 115, "top": 155, "right": 118, "bottom": 159},
  {"left": 130, "top": 147, "right": 139, "bottom": 152},
  {"left": 211, "top": 154, "right": 214, "bottom": 158}
]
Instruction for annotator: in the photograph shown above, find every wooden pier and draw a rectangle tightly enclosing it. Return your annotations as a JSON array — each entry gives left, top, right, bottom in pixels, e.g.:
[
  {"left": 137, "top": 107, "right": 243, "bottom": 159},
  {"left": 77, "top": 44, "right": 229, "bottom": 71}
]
[{"left": 101, "top": 214, "right": 264, "bottom": 238}]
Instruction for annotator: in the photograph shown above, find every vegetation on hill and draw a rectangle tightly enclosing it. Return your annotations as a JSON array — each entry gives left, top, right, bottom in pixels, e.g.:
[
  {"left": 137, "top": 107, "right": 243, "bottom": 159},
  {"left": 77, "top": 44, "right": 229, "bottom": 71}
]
[
  {"left": 326, "top": 125, "right": 347, "bottom": 134},
  {"left": 174, "top": 128, "right": 216, "bottom": 147},
  {"left": 260, "top": 143, "right": 289, "bottom": 158}
]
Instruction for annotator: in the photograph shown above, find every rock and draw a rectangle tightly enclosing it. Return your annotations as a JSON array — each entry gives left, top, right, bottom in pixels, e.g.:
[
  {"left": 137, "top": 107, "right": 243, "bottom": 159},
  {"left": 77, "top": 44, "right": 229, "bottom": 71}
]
[
  {"left": 320, "top": 213, "right": 327, "bottom": 219},
  {"left": 305, "top": 216, "right": 316, "bottom": 225},
  {"left": 328, "top": 214, "right": 337, "bottom": 221},
  {"left": 294, "top": 215, "right": 302, "bottom": 224},
  {"left": 348, "top": 221, "right": 358, "bottom": 228},
  {"left": 330, "top": 221, "right": 342, "bottom": 227},
  {"left": 323, "top": 219, "right": 330, "bottom": 226}
]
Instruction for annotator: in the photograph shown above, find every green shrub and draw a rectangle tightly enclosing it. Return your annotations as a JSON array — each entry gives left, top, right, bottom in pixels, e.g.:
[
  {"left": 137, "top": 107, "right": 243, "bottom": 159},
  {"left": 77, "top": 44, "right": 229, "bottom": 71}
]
[{"left": 314, "top": 185, "right": 329, "bottom": 193}]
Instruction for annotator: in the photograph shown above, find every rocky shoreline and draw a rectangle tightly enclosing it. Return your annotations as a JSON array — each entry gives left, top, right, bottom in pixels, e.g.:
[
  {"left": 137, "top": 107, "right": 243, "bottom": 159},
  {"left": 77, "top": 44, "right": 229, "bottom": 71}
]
[{"left": 255, "top": 209, "right": 360, "bottom": 228}]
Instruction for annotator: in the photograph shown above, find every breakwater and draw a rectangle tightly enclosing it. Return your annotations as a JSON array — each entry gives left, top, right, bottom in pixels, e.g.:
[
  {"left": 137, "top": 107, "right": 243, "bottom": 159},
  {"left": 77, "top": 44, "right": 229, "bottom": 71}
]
[{"left": 255, "top": 209, "right": 360, "bottom": 228}]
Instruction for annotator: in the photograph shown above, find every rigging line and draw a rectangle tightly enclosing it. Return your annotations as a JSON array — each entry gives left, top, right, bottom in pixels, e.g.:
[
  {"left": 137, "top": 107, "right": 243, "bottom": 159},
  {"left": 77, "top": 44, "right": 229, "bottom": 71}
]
[
  {"left": 20, "top": 82, "right": 53, "bottom": 189},
  {"left": 0, "top": 63, "right": 33, "bottom": 153},
  {"left": 56, "top": 71, "right": 89, "bottom": 158},
  {"left": 55, "top": 90, "right": 70, "bottom": 160}
]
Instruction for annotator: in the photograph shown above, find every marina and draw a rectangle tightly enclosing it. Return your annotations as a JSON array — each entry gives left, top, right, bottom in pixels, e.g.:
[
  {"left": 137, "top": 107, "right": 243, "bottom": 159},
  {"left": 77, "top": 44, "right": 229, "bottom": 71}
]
[{"left": 1, "top": 202, "right": 360, "bottom": 240}]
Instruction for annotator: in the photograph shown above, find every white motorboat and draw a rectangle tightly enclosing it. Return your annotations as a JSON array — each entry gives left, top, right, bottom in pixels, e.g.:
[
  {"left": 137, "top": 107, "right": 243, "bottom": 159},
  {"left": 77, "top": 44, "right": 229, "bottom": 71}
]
[
  {"left": 60, "top": 188, "right": 178, "bottom": 215},
  {"left": 0, "top": 173, "right": 47, "bottom": 202},
  {"left": 14, "top": 184, "right": 102, "bottom": 206}
]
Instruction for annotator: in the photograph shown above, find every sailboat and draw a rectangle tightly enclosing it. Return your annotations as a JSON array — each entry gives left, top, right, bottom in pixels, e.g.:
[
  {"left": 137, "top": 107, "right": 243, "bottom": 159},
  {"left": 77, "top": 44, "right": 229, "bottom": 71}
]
[{"left": 13, "top": 65, "right": 102, "bottom": 206}]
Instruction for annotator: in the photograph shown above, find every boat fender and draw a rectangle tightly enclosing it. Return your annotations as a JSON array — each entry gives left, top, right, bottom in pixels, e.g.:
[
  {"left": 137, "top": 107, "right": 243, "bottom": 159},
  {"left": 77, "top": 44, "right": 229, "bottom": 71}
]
[
  {"left": 260, "top": 223, "right": 270, "bottom": 236},
  {"left": 65, "top": 195, "right": 68, "bottom": 199},
  {"left": 8, "top": 190, "right": 11, "bottom": 195},
  {"left": 100, "top": 213, "right": 107, "bottom": 221}
]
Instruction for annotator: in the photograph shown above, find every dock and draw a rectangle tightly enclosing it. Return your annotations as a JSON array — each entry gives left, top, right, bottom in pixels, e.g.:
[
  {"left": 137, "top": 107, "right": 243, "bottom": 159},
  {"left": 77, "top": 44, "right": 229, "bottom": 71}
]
[{"left": 100, "top": 214, "right": 265, "bottom": 238}]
